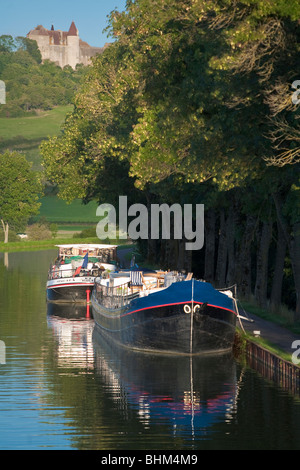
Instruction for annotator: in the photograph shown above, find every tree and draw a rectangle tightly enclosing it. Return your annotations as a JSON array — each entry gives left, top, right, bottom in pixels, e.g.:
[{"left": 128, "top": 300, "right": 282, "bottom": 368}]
[
  {"left": 0, "top": 151, "right": 42, "bottom": 243},
  {"left": 0, "top": 35, "right": 15, "bottom": 53},
  {"left": 41, "top": 0, "right": 300, "bottom": 313},
  {"left": 15, "top": 36, "right": 42, "bottom": 64}
]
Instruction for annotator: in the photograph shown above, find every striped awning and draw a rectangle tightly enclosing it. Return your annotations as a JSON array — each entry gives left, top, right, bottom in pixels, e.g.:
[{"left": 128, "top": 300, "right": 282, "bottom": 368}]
[{"left": 130, "top": 271, "right": 143, "bottom": 286}]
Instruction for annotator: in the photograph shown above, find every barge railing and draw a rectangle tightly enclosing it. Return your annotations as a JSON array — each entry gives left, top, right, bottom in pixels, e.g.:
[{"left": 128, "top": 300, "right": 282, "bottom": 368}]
[
  {"left": 48, "top": 265, "right": 102, "bottom": 280},
  {"left": 93, "top": 281, "right": 139, "bottom": 310}
]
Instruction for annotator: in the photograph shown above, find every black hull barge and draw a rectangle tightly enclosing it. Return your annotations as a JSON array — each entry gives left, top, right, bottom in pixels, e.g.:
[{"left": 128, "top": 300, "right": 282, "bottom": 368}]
[
  {"left": 91, "top": 273, "right": 237, "bottom": 356},
  {"left": 47, "top": 278, "right": 96, "bottom": 303},
  {"left": 46, "top": 244, "right": 117, "bottom": 304}
]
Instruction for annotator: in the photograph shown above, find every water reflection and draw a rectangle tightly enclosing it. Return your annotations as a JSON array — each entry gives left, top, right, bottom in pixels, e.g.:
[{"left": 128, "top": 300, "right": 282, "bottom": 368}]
[
  {"left": 92, "top": 327, "right": 240, "bottom": 439},
  {"left": 1, "top": 250, "right": 299, "bottom": 450},
  {"left": 47, "top": 302, "right": 92, "bottom": 320},
  {"left": 46, "top": 301, "right": 241, "bottom": 443},
  {"left": 47, "top": 303, "right": 94, "bottom": 370}
]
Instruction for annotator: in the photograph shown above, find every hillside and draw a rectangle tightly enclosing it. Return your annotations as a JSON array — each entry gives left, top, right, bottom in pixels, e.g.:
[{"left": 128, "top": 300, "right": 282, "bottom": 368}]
[
  {"left": 0, "top": 105, "right": 99, "bottom": 231},
  {"left": 0, "top": 35, "right": 87, "bottom": 117},
  {"left": 0, "top": 105, "right": 72, "bottom": 170}
]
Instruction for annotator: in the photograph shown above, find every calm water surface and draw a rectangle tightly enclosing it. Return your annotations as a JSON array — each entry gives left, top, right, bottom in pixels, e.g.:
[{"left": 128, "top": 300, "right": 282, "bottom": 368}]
[{"left": 0, "top": 250, "right": 300, "bottom": 450}]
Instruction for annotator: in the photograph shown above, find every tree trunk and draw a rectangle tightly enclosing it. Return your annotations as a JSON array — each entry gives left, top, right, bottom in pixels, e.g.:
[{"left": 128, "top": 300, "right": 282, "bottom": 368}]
[
  {"left": 273, "top": 193, "right": 300, "bottom": 320},
  {"left": 183, "top": 240, "right": 192, "bottom": 273},
  {"left": 236, "top": 215, "right": 256, "bottom": 298},
  {"left": 147, "top": 238, "right": 157, "bottom": 264},
  {"left": 270, "top": 221, "right": 287, "bottom": 309},
  {"left": 254, "top": 221, "right": 273, "bottom": 308},
  {"left": 290, "top": 222, "right": 300, "bottom": 319},
  {"left": 204, "top": 209, "right": 215, "bottom": 283},
  {"left": 1, "top": 219, "right": 9, "bottom": 244},
  {"left": 215, "top": 209, "right": 227, "bottom": 287},
  {"left": 176, "top": 239, "right": 184, "bottom": 271},
  {"left": 146, "top": 192, "right": 157, "bottom": 263},
  {"left": 226, "top": 202, "right": 236, "bottom": 286}
]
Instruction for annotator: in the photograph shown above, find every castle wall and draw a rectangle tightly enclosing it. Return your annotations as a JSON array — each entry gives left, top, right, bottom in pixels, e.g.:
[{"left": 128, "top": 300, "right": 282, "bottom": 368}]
[
  {"left": 27, "top": 24, "right": 104, "bottom": 69},
  {"left": 79, "top": 45, "right": 102, "bottom": 66}
]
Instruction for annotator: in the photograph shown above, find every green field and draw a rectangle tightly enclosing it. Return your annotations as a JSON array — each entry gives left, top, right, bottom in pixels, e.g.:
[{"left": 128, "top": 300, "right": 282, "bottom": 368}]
[
  {"left": 0, "top": 105, "right": 101, "bottom": 230},
  {"left": 36, "top": 196, "right": 99, "bottom": 224},
  {"left": 0, "top": 105, "right": 73, "bottom": 170}
]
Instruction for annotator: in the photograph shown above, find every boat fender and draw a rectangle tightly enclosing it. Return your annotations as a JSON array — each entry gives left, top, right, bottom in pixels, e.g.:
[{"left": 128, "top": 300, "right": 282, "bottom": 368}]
[{"left": 184, "top": 304, "right": 191, "bottom": 314}]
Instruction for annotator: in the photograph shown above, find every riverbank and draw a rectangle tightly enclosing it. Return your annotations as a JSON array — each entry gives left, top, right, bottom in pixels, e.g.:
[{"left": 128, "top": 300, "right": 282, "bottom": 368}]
[
  {"left": 0, "top": 238, "right": 97, "bottom": 253},
  {"left": 238, "top": 310, "right": 300, "bottom": 357},
  {"left": 235, "top": 313, "right": 300, "bottom": 396},
  {"left": 0, "top": 238, "right": 133, "bottom": 253}
]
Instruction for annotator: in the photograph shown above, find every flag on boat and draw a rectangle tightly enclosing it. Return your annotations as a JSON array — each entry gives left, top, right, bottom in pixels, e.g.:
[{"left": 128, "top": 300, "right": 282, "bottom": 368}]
[
  {"left": 73, "top": 252, "right": 89, "bottom": 276},
  {"left": 82, "top": 252, "right": 88, "bottom": 269},
  {"left": 73, "top": 266, "right": 81, "bottom": 277}
]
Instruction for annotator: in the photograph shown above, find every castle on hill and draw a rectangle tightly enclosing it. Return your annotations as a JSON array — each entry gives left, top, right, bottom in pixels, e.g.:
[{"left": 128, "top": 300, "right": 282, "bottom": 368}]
[{"left": 27, "top": 22, "right": 107, "bottom": 69}]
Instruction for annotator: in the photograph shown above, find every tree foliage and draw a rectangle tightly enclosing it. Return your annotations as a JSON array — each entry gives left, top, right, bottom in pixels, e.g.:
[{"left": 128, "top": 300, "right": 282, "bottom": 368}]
[
  {"left": 41, "top": 0, "right": 300, "bottom": 315},
  {"left": 0, "top": 151, "right": 42, "bottom": 242}
]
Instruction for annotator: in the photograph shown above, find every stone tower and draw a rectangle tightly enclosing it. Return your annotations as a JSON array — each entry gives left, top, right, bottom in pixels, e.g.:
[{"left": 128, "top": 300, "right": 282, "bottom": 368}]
[
  {"left": 27, "top": 22, "right": 106, "bottom": 69},
  {"left": 65, "top": 21, "right": 80, "bottom": 69}
]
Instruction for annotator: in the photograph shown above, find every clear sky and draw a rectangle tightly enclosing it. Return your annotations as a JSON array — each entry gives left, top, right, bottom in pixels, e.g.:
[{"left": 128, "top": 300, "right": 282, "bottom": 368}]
[{"left": 0, "top": 0, "right": 127, "bottom": 47}]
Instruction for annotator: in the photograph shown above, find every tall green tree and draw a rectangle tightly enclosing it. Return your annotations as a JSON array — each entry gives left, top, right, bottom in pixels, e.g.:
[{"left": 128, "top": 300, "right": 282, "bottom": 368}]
[{"left": 0, "top": 151, "right": 42, "bottom": 243}]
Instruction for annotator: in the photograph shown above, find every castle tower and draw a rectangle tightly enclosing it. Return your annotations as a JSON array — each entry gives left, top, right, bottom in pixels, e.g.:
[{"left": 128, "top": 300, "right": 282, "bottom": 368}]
[{"left": 66, "top": 21, "right": 80, "bottom": 69}]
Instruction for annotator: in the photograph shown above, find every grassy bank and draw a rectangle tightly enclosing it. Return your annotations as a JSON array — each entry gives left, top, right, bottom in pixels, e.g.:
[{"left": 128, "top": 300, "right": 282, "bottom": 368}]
[
  {"left": 0, "top": 237, "right": 132, "bottom": 253},
  {"left": 235, "top": 329, "right": 293, "bottom": 364},
  {"left": 0, "top": 237, "right": 96, "bottom": 253}
]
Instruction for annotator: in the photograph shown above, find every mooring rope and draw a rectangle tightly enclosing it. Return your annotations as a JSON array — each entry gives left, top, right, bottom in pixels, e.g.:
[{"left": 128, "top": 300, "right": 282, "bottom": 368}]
[{"left": 190, "top": 279, "right": 194, "bottom": 355}]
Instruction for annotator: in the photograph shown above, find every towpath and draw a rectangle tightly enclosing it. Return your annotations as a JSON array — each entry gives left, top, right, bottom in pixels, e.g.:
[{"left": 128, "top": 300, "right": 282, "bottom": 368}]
[{"left": 239, "top": 310, "right": 300, "bottom": 358}]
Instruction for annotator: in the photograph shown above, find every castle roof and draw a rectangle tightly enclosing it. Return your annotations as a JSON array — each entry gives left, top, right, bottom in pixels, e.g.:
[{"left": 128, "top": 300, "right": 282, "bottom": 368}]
[
  {"left": 68, "top": 21, "right": 78, "bottom": 36},
  {"left": 29, "top": 25, "right": 49, "bottom": 36},
  {"left": 28, "top": 22, "right": 78, "bottom": 39}
]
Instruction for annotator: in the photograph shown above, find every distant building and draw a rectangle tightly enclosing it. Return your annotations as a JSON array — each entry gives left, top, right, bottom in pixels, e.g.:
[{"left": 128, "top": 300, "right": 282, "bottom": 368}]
[{"left": 27, "top": 22, "right": 108, "bottom": 69}]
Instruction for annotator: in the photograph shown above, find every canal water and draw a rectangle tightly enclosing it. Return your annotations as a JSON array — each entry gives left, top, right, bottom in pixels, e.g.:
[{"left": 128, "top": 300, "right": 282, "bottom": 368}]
[{"left": 0, "top": 249, "right": 300, "bottom": 451}]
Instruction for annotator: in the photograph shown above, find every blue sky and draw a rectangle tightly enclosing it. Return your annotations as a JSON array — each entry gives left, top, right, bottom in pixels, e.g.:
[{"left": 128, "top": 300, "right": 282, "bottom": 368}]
[{"left": 0, "top": 0, "right": 127, "bottom": 47}]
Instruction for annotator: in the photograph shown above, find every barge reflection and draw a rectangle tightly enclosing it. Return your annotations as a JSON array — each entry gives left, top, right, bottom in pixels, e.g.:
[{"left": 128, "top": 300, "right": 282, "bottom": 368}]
[
  {"left": 47, "top": 303, "right": 94, "bottom": 369},
  {"left": 92, "top": 327, "right": 241, "bottom": 437},
  {"left": 46, "top": 302, "right": 243, "bottom": 439}
]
